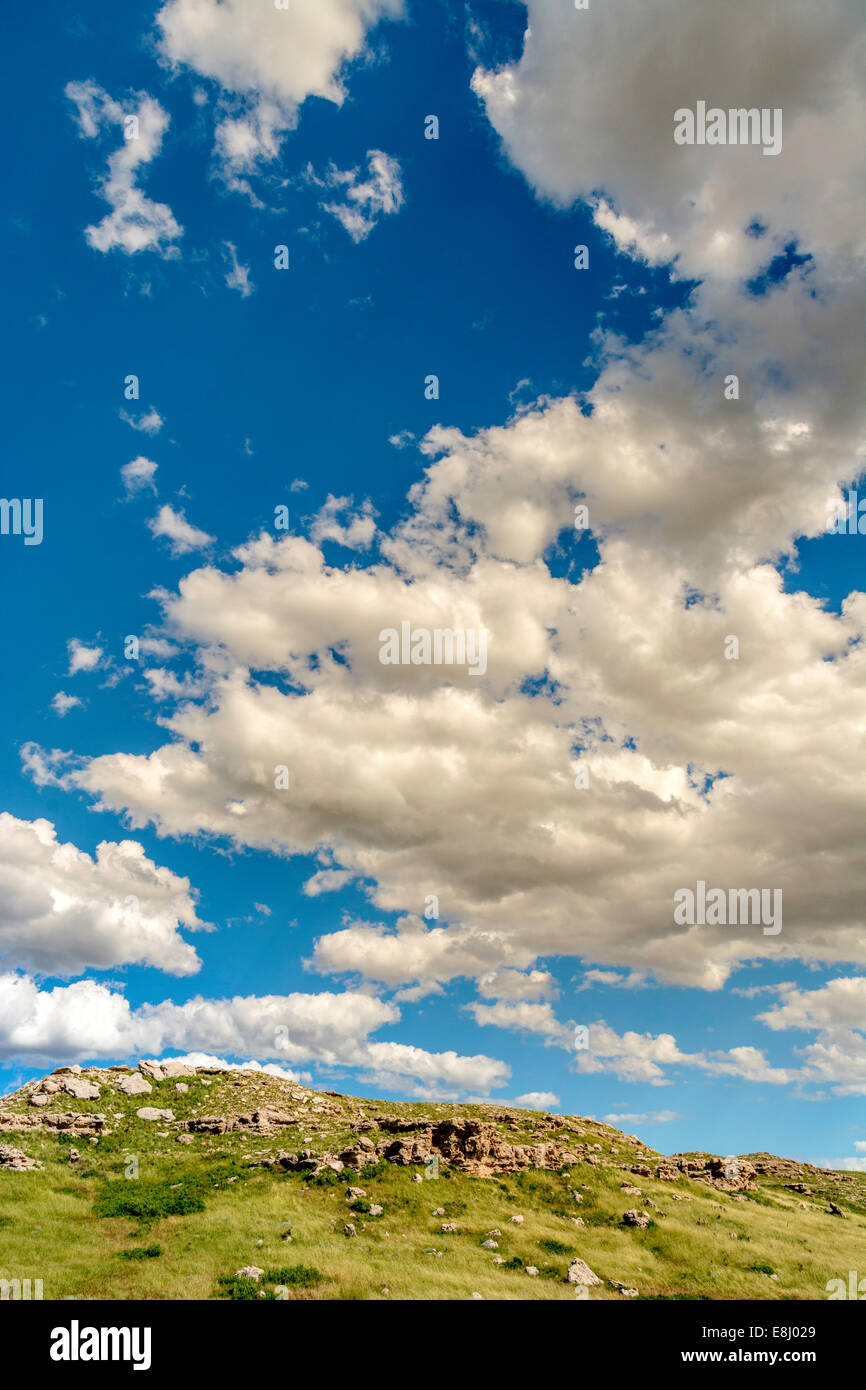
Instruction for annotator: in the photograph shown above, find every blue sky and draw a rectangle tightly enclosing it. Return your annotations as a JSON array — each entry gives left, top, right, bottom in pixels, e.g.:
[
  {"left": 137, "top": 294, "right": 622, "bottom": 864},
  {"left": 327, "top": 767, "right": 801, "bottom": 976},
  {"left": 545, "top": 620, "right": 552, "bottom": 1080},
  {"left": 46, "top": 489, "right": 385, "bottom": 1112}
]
[{"left": 1, "top": 0, "right": 864, "bottom": 1170}]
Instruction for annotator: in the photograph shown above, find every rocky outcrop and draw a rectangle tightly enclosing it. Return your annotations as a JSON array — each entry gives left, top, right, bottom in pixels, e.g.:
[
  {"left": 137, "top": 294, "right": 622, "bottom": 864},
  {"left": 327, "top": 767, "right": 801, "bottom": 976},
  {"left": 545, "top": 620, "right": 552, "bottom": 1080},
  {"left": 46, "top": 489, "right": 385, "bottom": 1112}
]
[
  {"left": 0, "top": 1110, "right": 105, "bottom": 1136},
  {"left": 0, "top": 1143, "right": 43, "bottom": 1171}
]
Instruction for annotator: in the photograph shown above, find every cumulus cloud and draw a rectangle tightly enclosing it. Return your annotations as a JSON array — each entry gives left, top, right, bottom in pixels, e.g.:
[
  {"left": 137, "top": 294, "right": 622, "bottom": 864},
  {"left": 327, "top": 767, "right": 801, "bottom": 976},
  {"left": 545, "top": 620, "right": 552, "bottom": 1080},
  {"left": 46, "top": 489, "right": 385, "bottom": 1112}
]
[
  {"left": 67, "top": 639, "right": 102, "bottom": 675},
  {"left": 148, "top": 504, "right": 214, "bottom": 555},
  {"left": 603, "top": 1110, "right": 682, "bottom": 1126},
  {"left": 471, "top": 0, "right": 866, "bottom": 280},
  {"left": 0, "top": 814, "right": 205, "bottom": 977},
  {"left": 51, "top": 693, "right": 83, "bottom": 718},
  {"left": 65, "top": 80, "right": 182, "bottom": 256},
  {"left": 309, "top": 495, "right": 376, "bottom": 549},
  {"left": 514, "top": 1091, "right": 560, "bottom": 1109},
  {"left": 155, "top": 0, "right": 404, "bottom": 194},
  {"left": 121, "top": 457, "right": 158, "bottom": 495},
  {"left": 0, "top": 974, "right": 507, "bottom": 1096}
]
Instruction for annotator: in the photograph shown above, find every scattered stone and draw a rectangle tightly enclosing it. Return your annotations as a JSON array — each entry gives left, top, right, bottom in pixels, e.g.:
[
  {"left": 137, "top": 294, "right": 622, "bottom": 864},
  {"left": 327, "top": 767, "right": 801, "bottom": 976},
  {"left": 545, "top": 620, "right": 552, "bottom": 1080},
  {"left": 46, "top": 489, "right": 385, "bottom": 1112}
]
[
  {"left": 567, "top": 1258, "right": 601, "bottom": 1286},
  {"left": 440, "top": 1222, "right": 457, "bottom": 1233},
  {"left": 412, "top": 1173, "right": 423, "bottom": 1183},
  {"left": 621, "top": 1184, "right": 642, "bottom": 1196},
  {"left": 136, "top": 1107, "right": 175, "bottom": 1122},
  {"left": 344, "top": 1223, "right": 357, "bottom": 1237},
  {"left": 486, "top": 1229, "right": 501, "bottom": 1237},
  {"left": 29, "top": 1094, "right": 51, "bottom": 1107},
  {"left": 492, "top": 1256, "right": 504, "bottom": 1265},
  {"left": 68, "top": 1148, "right": 80, "bottom": 1164},
  {"left": 571, "top": 1217, "right": 585, "bottom": 1227},
  {"left": 347, "top": 1187, "right": 367, "bottom": 1200},
  {"left": 510, "top": 1214, "right": 524, "bottom": 1224},
  {"left": 471, "top": 1292, "right": 483, "bottom": 1299},
  {"left": 162, "top": 1061, "right": 196, "bottom": 1079},
  {"left": 432, "top": 1208, "right": 445, "bottom": 1216},
  {"left": 829, "top": 1202, "right": 845, "bottom": 1216},
  {"left": 525, "top": 1266, "right": 539, "bottom": 1277},
  {"left": 117, "top": 1074, "right": 153, "bottom": 1097},
  {"left": 176, "top": 1135, "right": 193, "bottom": 1145},
  {"left": 481, "top": 1239, "right": 499, "bottom": 1249},
  {"left": 369, "top": 1204, "right": 383, "bottom": 1216},
  {"left": 138, "top": 1061, "right": 165, "bottom": 1082},
  {"left": 235, "top": 1266, "right": 264, "bottom": 1281},
  {"left": 623, "top": 1209, "right": 651, "bottom": 1228},
  {"left": 175, "top": 1083, "right": 189, "bottom": 1094}
]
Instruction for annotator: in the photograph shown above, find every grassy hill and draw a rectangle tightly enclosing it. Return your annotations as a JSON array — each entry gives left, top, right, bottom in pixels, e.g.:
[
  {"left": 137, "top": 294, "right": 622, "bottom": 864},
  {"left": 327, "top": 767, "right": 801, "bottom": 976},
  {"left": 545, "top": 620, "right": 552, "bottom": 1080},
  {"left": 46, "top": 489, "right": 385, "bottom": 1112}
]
[{"left": 1, "top": 1063, "right": 862, "bottom": 1301}]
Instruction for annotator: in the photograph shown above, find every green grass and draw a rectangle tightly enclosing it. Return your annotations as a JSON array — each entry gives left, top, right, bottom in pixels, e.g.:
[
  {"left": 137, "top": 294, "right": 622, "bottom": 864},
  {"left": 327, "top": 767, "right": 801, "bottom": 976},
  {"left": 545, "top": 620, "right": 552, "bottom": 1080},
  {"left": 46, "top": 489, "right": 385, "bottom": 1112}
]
[{"left": 2, "top": 1066, "right": 864, "bottom": 1300}]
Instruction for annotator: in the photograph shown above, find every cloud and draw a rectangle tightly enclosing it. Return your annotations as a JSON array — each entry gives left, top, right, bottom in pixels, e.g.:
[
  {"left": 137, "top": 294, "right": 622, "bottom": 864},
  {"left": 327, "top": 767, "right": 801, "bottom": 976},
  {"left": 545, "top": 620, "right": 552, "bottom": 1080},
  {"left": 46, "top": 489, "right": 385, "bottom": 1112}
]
[
  {"left": 155, "top": 0, "right": 404, "bottom": 194},
  {"left": 51, "top": 693, "right": 83, "bottom": 718},
  {"left": 148, "top": 504, "right": 214, "bottom": 555},
  {"left": 67, "top": 639, "right": 102, "bottom": 675},
  {"left": 309, "top": 495, "right": 376, "bottom": 549},
  {"left": 121, "top": 457, "right": 158, "bottom": 495},
  {"left": 320, "top": 150, "right": 404, "bottom": 241},
  {"left": 120, "top": 407, "right": 164, "bottom": 435},
  {"left": 0, "top": 974, "right": 507, "bottom": 1095},
  {"left": 514, "top": 1091, "right": 560, "bottom": 1109},
  {"left": 468, "top": 999, "right": 574, "bottom": 1045},
  {"left": 602, "top": 1110, "right": 682, "bottom": 1125},
  {"left": 222, "top": 240, "right": 254, "bottom": 296},
  {"left": 65, "top": 80, "right": 182, "bottom": 256},
  {"left": 0, "top": 814, "right": 205, "bottom": 977},
  {"left": 476, "top": 969, "right": 558, "bottom": 1002},
  {"left": 471, "top": 0, "right": 866, "bottom": 280}
]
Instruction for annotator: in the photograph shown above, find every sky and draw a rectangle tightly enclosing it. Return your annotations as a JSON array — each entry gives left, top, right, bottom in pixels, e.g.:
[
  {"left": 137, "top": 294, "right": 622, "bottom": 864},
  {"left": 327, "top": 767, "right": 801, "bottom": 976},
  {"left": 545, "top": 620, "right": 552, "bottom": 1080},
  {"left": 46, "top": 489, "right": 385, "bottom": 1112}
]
[{"left": 1, "top": 0, "right": 864, "bottom": 1170}]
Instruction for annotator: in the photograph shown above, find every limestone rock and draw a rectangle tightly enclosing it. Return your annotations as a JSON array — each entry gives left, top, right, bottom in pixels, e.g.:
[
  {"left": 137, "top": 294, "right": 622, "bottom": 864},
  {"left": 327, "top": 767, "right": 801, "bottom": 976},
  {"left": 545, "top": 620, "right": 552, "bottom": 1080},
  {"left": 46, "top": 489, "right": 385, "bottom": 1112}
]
[
  {"left": 63, "top": 1077, "right": 100, "bottom": 1101},
  {"left": 117, "top": 1074, "right": 153, "bottom": 1097},
  {"left": 136, "top": 1107, "right": 175, "bottom": 1122},
  {"left": 0, "top": 1143, "right": 42, "bottom": 1171},
  {"left": 567, "top": 1258, "right": 601, "bottom": 1286},
  {"left": 623, "top": 1208, "right": 650, "bottom": 1228}
]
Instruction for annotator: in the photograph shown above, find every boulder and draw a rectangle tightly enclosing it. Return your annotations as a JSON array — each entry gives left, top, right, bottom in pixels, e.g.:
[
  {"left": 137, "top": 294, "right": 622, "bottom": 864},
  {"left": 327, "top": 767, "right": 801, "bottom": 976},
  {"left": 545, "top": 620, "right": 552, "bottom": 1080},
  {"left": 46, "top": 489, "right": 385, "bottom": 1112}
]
[
  {"left": 0, "top": 1143, "right": 42, "bottom": 1171},
  {"left": 63, "top": 1077, "right": 100, "bottom": 1101},
  {"left": 235, "top": 1266, "right": 264, "bottom": 1281},
  {"left": 136, "top": 1107, "right": 175, "bottom": 1122},
  {"left": 567, "top": 1258, "right": 601, "bottom": 1286},
  {"left": 138, "top": 1060, "right": 165, "bottom": 1081},
  {"left": 117, "top": 1074, "right": 153, "bottom": 1097},
  {"left": 623, "top": 1208, "right": 650, "bottom": 1228}
]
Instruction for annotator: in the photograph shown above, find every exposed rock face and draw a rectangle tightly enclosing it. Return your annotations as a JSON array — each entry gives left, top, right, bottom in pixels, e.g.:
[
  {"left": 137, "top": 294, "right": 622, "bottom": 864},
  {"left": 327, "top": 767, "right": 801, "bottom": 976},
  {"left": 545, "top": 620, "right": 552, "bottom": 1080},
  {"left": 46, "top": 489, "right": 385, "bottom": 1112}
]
[
  {"left": 0, "top": 1143, "right": 42, "bottom": 1171},
  {"left": 670, "top": 1156, "right": 757, "bottom": 1190},
  {"left": 62, "top": 1077, "right": 101, "bottom": 1101},
  {"left": 0, "top": 1111, "right": 105, "bottom": 1136}
]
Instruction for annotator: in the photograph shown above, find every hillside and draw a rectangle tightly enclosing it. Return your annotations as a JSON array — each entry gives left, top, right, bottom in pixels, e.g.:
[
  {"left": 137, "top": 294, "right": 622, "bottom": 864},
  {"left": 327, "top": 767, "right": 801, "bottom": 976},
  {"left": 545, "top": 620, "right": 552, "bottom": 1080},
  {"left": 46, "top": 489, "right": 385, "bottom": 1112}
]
[{"left": 1, "top": 1062, "right": 862, "bottom": 1301}]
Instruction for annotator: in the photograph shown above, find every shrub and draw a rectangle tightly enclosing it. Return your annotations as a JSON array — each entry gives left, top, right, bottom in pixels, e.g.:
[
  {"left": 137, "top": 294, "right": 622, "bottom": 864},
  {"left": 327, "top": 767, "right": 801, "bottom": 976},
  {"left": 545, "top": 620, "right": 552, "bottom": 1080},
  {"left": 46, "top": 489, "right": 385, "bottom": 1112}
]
[
  {"left": 94, "top": 1179, "right": 206, "bottom": 1228},
  {"left": 264, "top": 1265, "right": 323, "bottom": 1287},
  {"left": 116, "top": 1245, "right": 162, "bottom": 1260}
]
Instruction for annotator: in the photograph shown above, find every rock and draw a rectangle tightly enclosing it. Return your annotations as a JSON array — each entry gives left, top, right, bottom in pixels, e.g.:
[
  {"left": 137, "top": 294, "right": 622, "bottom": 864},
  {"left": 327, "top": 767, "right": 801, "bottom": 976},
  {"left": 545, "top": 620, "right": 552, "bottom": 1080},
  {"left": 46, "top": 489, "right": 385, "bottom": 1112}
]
[
  {"left": 344, "top": 1223, "right": 357, "bottom": 1237},
  {"left": 52, "top": 1066, "right": 82, "bottom": 1076},
  {"left": 235, "top": 1266, "right": 264, "bottom": 1281},
  {"left": 525, "top": 1266, "right": 539, "bottom": 1277},
  {"left": 412, "top": 1173, "right": 423, "bottom": 1183},
  {"left": 162, "top": 1060, "right": 196, "bottom": 1078},
  {"left": 481, "top": 1239, "right": 499, "bottom": 1249},
  {"left": 440, "top": 1222, "right": 457, "bottom": 1233},
  {"left": 829, "top": 1202, "right": 845, "bottom": 1216},
  {"left": 347, "top": 1187, "right": 367, "bottom": 1200},
  {"left": 510, "top": 1214, "right": 524, "bottom": 1224},
  {"left": 63, "top": 1078, "right": 100, "bottom": 1100},
  {"left": 68, "top": 1148, "right": 80, "bottom": 1163},
  {"left": 175, "top": 1083, "right": 189, "bottom": 1094},
  {"left": 176, "top": 1135, "right": 194, "bottom": 1144},
  {"left": 432, "top": 1207, "right": 445, "bottom": 1216},
  {"left": 571, "top": 1217, "right": 585, "bottom": 1227},
  {"left": 136, "top": 1107, "right": 175, "bottom": 1122},
  {"left": 0, "top": 1143, "right": 42, "bottom": 1171},
  {"left": 117, "top": 1074, "right": 153, "bottom": 1096},
  {"left": 369, "top": 1204, "right": 383, "bottom": 1216},
  {"left": 471, "top": 1292, "right": 483, "bottom": 1299},
  {"left": 492, "top": 1255, "right": 504, "bottom": 1265},
  {"left": 29, "top": 1093, "right": 51, "bottom": 1107},
  {"left": 567, "top": 1258, "right": 601, "bottom": 1286},
  {"left": 623, "top": 1208, "right": 651, "bottom": 1228},
  {"left": 621, "top": 1184, "right": 642, "bottom": 1195},
  {"left": 486, "top": 1229, "right": 501, "bottom": 1237},
  {"left": 138, "top": 1060, "right": 165, "bottom": 1081}
]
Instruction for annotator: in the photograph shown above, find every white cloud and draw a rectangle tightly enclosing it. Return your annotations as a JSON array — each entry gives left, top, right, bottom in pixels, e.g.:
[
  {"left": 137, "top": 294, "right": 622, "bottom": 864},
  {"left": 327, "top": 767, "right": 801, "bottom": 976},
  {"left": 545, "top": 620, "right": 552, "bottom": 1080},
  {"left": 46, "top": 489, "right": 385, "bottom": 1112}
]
[
  {"left": 155, "top": 0, "right": 404, "bottom": 193},
  {"left": 51, "top": 693, "right": 83, "bottom": 718},
  {"left": 471, "top": 0, "right": 866, "bottom": 280},
  {"left": 320, "top": 150, "right": 404, "bottom": 241},
  {"left": 120, "top": 407, "right": 164, "bottom": 435},
  {"left": 0, "top": 974, "right": 507, "bottom": 1095},
  {"left": 309, "top": 495, "right": 376, "bottom": 549},
  {"left": 148, "top": 504, "right": 214, "bottom": 555},
  {"left": 0, "top": 814, "right": 205, "bottom": 977},
  {"left": 477, "top": 969, "right": 558, "bottom": 1002},
  {"left": 514, "top": 1090, "right": 560, "bottom": 1109},
  {"left": 603, "top": 1110, "right": 682, "bottom": 1125},
  {"left": 65, "top": 80, "right": 182, "bottom": 256},
  {"left": 222, "top": 240, "right": 254, "bottom": 297},
  {"left": 67, "top": 639, "right": 102, "bottom": 675},
  {"left": 121, "top": 457, "right": 158, "bottom": 495}
]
